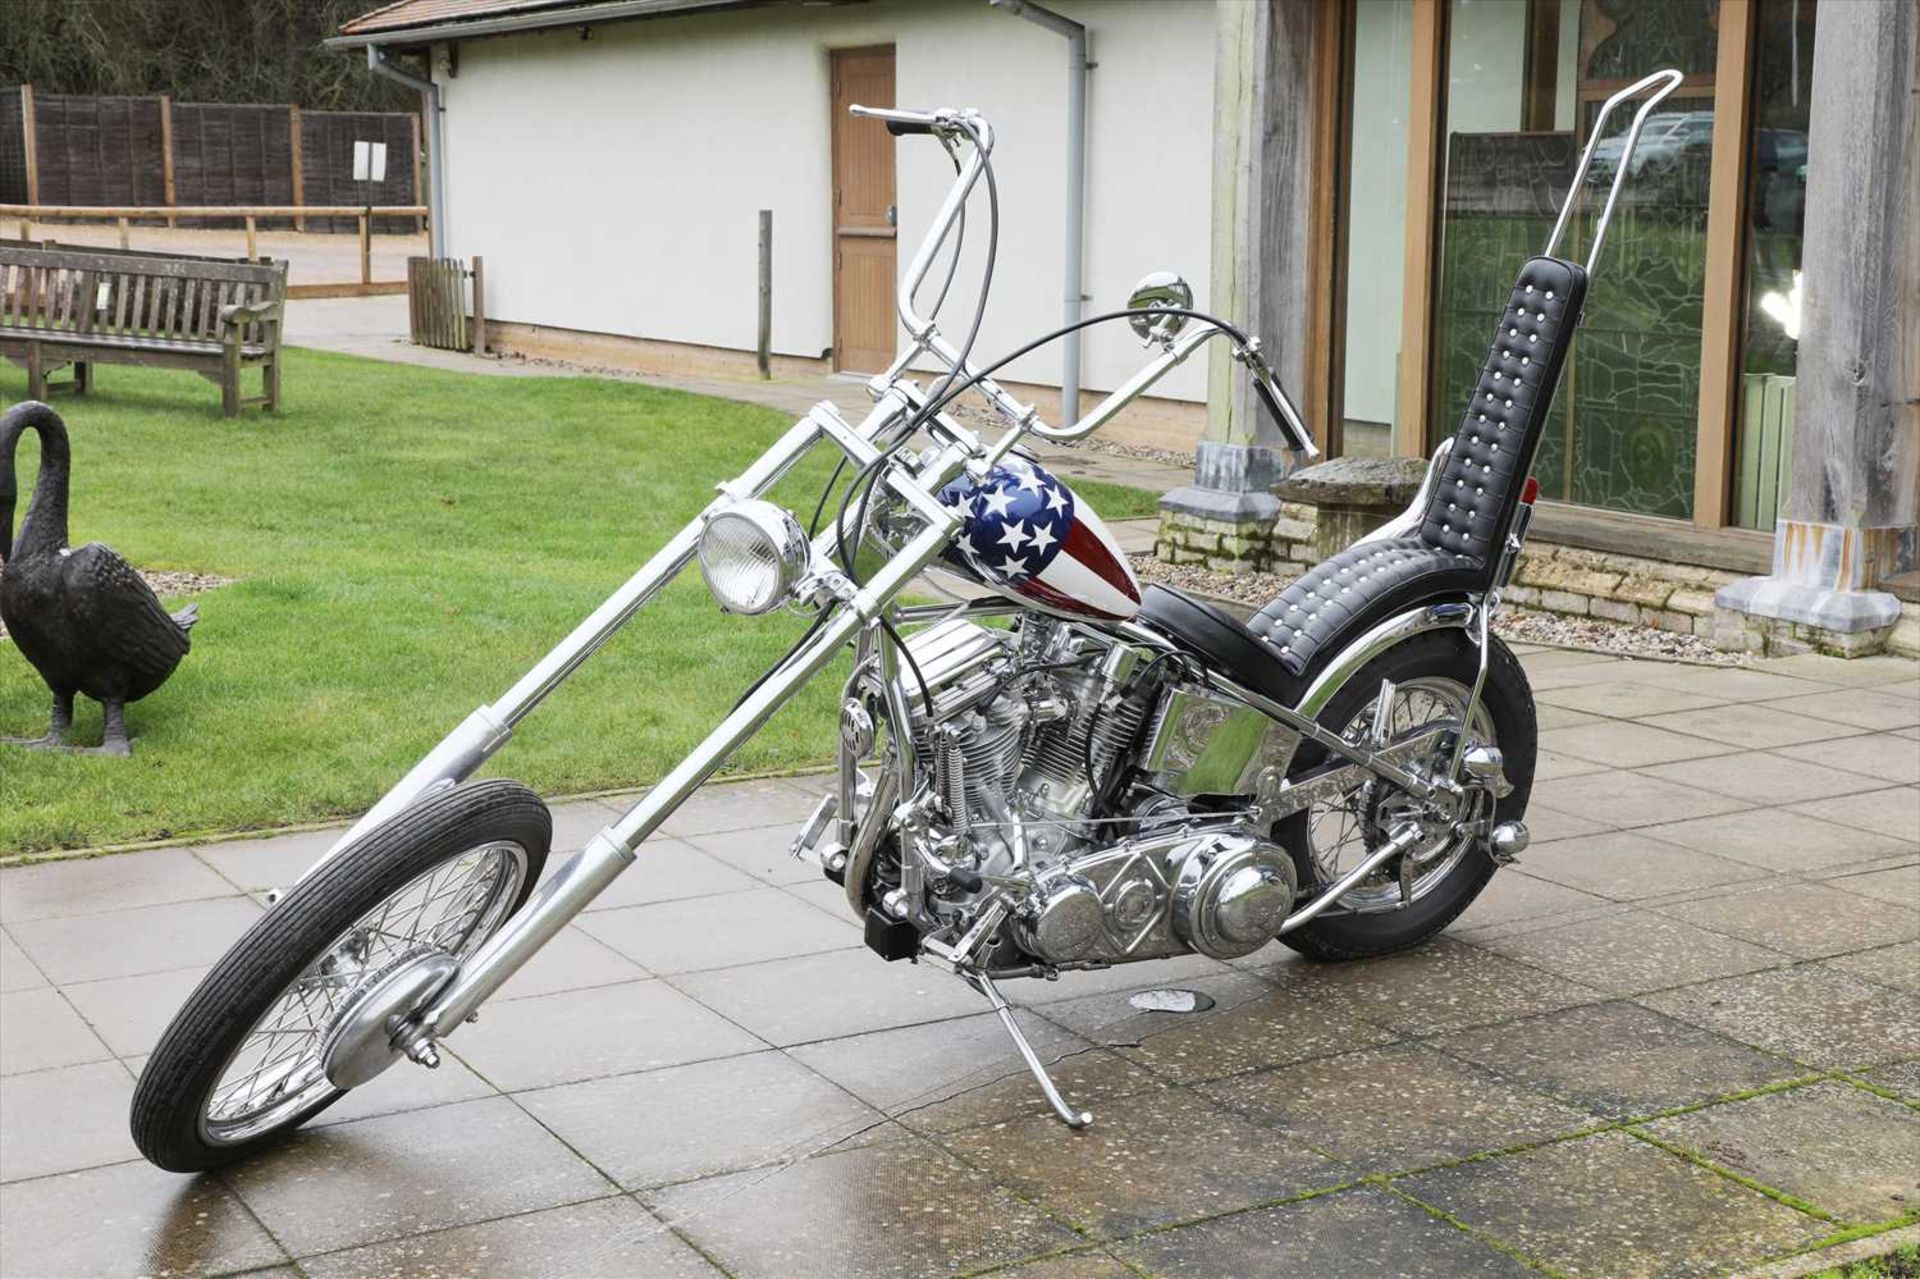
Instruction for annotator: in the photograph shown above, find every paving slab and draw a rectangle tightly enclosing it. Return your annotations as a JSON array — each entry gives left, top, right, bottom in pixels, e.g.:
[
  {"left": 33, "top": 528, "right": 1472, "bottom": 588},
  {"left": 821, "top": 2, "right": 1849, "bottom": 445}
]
[
  {"left": 1397, "top": 1129, "right": 1831, "bottom": 1278},
  {"left": 576, "top": 885, "right": 857, "bottom": 974},
  {"left": 1528, "top": 771, "right": 1747, "bottom": 829},
  {"left": 5, "top": 894, "right": 261, "bottom": 986},
  {"left": 188, "top": 825, "right": 343, "bottom": 892},
  {"left": 1116, "top": 1184, "right": 1539, "bottom": 1278},
  {"left": 941, "top": 1087, "right": 1341, "bottom": 1239},
  {"left": 1539, "top": 719, "right": 1736, "bottom": 768},
  {"left": 298, "top": 1195, "right": 721, "bottom": 1279},
  {"left": 1654, "top": 881, "right": 1918, "bottom": 960},
  {"left": 658, "top": 778, "right": 826, "bottom": 839},
  {"left": 490, "top": 924, "right": 649, "bottom": 1001},
  {"left": 788, "top": 1009, "right": 1161, "bottom": 1134},
  {"left": 519, "top": 1049, "right": 883, "bottom": 1190},
  {"left": 1432, "top": 1000, "right": 1805, "bottom": 1119},
  {"left": 1640, "top": 702, "right": 1867, "bottom": 750},
  {"left": 0, "top": 1157, "right": 289, "bottom": 1279},
  {"left": 451, "top": 978, "right": 765, "bottom": 1091},
  {"left": 1788, "top": 786, "right": 1920, "bottom": 844},
  {"left": 1764, "top": 687, "right": 1920, "bottom": 733},
  {"left": 1639, "top": 966, "right": 1920, "bottom": 1070},
  {"left": 1642, "top": 1080, "right": 1920, "bottom": 1225},
  {"left": 1639, "top": 807, "right": 1914, "bottom": 872},
  {"left": 0, "top": 848, "right": 237, "bottom": 923},
  {"left": 647, "top": 1136, "right": 1081, "bottom": 1279},
  {"left": 0, "top": 1059, "right": 138, "bottom": 1182},
  {"left": 577, "top": 837, "right": 761, "bottom": 909},
  {"left": 1754, "top": 653, "right": 1920, "bottom": 686},
  {"left": 1264, "top": 936, "right": 1606, "bottom": 1036},
  {"left": 1812, "top": 856, "right": 1920, "bottom": 906},
  {"left": 58, "top": 965, "right": 208, "bottom": 1058},
  {"left": 1817, "top": 940, "right": 1920, "bottom": 993},
  {"left": 1200, "top": 1041, "right": 1592, "bottom": 1172},
  {"left": 667, "top": 947, "right": 986, "bottom": 1046},
  {"left": 1643, "top": 751, "right": 1889, "bottom": 806},
  {"left": 1514, "top": 828, "right": 1767, "bottom": 900},
  {"left": 993, "top": 1250, "right": 1140, "bottom": 1279},
  {"left": 224, "top": 1095, "right": 616, "bottom": 1256},
  {"left": 0, "top": 929, "right": 45, "bottom": 992},
  {"left": 1478, "top": 909, "right": 1786, "bottom": 996},
  {"left": 1536, "top": 680, "right": 1728, "bottom": 719},
  {"left": 1856, "top": 1059, "right": 1920, "bottom": 1101},
  {"left": 0, "top": 986, "right": 112, "bottom": 1075},
  {"left": 1774, "top": 732, "right": 1920, "bottom": 786},
  {"left": 1452, "top": 868, "right": 1619, "bottom": 935}
]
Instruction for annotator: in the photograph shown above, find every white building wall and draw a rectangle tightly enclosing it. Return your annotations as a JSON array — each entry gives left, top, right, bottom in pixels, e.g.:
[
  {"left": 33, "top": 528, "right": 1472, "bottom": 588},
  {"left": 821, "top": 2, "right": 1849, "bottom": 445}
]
[{"left": 433, "top": 0, "right": 1216, "bottom": 401}]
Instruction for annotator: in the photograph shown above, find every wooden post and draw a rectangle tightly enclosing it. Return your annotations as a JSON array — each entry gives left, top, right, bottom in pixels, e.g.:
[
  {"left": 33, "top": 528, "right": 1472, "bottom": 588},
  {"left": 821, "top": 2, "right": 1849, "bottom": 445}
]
[
  {"left": 20, "top": 85, "right": 39, "bottom": 208},
  {"left": 117, "top": 216, "right": 130, "bottom": 249},
  {"left": 1693, "top": 0, "right": 1757, "bottom": 528},
  {"left": 1394, "top": 0, "right": 1446, "bottom": 458},
  {"left": 15, "top": 218, "right": 28, "bottom": 242},
  {"left": 244, "top": 214, "right": 258, "bottom": 261},
  {"left": 1717, "top": 0, "right": 1918, "bottom": 637},
  {"left": 288, "top": 104, "right": 305, "bottom": 232},
  {"left": 470, "top": 254, "right": 486, "bottom": 354},
  {"left": 359, "top": 210, "right": 371, "bottom": 286},
  {"left": 1780, "top": 0, "right": 1919, "bottom": 547},
  {"left": 159, "top": 94, "right": 176, "bottom": 227},
  {"left": 411, "top": 114, "right": 425, "bottom": 236},
  {"left": 757, "top": 209, "right": 772, "bottom": 379}
]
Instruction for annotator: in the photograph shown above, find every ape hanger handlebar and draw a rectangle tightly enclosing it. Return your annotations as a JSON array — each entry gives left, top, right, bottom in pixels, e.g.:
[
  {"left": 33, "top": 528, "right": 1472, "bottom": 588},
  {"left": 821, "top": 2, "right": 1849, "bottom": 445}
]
[{"left": 848, "top": 104, "right": 1317, "bottom": 462}]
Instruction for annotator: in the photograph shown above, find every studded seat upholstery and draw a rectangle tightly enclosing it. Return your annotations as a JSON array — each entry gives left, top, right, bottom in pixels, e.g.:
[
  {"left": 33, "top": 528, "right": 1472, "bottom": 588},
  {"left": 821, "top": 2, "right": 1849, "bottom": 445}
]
[{"left": 1146, "top": 257, "right": 1588, "bottom": 687}]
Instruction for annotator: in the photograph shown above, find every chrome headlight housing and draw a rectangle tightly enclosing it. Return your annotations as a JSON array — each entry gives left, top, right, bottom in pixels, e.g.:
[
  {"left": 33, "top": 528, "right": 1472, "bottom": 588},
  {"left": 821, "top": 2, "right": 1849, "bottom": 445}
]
[{"left": 697, "top": 499, "right": 810, "bottom": 615}]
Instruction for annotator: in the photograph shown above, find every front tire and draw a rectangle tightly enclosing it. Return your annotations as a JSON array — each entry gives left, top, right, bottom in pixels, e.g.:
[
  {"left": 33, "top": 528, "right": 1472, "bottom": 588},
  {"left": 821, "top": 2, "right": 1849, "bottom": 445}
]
[
  {"left": 1274, "top": 629, "right": 1534, "bottom": 961},
  {"left": 131, "top": 780, "right": 550, "bottom": 1172}
]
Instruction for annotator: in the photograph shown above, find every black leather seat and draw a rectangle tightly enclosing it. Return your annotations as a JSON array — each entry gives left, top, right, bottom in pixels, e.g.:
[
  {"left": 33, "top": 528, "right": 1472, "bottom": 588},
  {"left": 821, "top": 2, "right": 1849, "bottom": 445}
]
[{"left": 1144, "top": 256, "right": 1588, "bottom": 691}]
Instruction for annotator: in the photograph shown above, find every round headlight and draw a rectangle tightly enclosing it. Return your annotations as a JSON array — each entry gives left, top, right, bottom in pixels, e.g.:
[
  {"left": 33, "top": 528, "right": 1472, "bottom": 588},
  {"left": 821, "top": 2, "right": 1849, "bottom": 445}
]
[{"left": 697, "top": 500, "right": 810, "bottom": 614}]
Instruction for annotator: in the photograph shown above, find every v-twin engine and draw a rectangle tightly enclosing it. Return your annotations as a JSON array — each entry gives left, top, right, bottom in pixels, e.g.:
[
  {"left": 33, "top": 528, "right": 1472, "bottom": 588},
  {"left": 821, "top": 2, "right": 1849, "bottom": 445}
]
[{"left": 877, "top": 615, "right": 1300, "bottom": 968}]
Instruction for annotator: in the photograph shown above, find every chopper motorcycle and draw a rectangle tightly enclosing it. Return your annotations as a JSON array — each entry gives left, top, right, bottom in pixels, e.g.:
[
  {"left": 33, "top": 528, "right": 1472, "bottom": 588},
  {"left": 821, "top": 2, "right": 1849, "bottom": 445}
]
[{"left": 133, "top": 69, "right": 1684, "bottom": 1171}]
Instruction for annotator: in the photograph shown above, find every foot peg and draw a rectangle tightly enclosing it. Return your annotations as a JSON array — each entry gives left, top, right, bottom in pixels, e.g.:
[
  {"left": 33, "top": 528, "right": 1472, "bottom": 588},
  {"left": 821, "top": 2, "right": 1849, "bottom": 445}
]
[{"left": 966, "top": 972, "right": 1091, "bottom": 1129}]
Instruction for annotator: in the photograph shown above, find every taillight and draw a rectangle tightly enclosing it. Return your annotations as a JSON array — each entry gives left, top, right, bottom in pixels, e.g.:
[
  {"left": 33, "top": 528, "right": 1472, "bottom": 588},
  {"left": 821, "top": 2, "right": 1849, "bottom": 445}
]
[{"left": 1521, "top": 476, "right": 1540, "bottom": 505}]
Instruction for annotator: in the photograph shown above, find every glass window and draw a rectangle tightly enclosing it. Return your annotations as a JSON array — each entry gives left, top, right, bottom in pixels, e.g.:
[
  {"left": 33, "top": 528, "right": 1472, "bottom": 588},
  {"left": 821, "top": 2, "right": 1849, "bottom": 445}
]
[
  {"left": 1335, "top": 0, "right": 1415, "bottom": 460},
  {"left": 1429, "top": 0, "right": 1720, "bottom": 521},
  {"left": 1732, "top": 0, "right": 1816, "bottom": 530}
]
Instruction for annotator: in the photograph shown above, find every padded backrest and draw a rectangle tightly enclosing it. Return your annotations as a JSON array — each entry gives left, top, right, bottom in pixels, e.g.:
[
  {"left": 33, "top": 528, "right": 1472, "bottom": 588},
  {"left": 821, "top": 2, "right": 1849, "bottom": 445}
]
[{"left": 1419, "top": 256, "right": 1587, "bottom": 565}]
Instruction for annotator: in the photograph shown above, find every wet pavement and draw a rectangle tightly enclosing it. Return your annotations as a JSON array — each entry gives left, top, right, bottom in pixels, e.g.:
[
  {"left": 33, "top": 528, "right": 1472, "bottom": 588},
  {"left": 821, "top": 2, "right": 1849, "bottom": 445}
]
[{"left": 1, "top": 647, "right": 1916, "bottom": 1277}]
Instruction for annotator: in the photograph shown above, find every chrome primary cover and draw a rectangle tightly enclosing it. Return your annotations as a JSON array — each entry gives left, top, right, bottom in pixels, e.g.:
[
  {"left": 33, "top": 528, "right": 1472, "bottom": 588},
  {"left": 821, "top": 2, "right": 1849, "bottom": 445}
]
[{"left": 1012, "top": 827, "right": 1296, "bottom": 966}]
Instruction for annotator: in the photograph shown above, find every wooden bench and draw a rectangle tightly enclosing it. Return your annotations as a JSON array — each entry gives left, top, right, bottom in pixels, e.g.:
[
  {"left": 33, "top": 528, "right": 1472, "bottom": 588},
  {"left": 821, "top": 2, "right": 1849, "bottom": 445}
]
[{"left": 0, "top": 241, "right": 286, "bottom": 416}]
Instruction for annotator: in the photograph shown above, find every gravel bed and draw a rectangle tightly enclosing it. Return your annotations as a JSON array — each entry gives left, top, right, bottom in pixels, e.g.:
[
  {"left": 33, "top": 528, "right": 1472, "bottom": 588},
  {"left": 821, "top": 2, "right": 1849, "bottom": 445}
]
[
  {"left": 1129, "top": 552, "right": 1742, "bottom": 665},
  {"left": 0, "top": 569, "right": 230, "bottom": 641}
]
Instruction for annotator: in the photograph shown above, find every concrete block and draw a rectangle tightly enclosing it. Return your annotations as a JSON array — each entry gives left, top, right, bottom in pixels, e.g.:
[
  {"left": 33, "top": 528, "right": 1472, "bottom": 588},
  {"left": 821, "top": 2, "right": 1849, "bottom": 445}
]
[
  {"left": 1590, "top": 597, "right": 1638, "bottom": 623},
  {"left": 1667, "top": 588, "right": 1718, "bottom": 617},
  {"left": 1539, "top": 589, "right": 1589, "bottom": 615}
]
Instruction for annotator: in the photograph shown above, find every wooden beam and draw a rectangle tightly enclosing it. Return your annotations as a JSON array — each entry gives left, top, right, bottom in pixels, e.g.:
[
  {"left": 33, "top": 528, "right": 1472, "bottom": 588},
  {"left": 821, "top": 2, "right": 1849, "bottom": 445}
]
[
  {"left": 20, "top": 85, "right": 38, "bottom": 208},
  {"left": 756, "top": 208, "right": 772, "bottom": 380},
  {"left": 1303, "top": 0, "right": 1348, "bottom": 455},
  {"left": 1394, "top": 0, "right": 1445, "bottom": 458},
  {"left": 1692, "top": 0, "right": 1756, "bottom": 528},
  {"left": 158, "top": 94, "right": 176, "bottom": 226},
  {"left": 288, "top": 104, "right": 305, "bottom": 232}
]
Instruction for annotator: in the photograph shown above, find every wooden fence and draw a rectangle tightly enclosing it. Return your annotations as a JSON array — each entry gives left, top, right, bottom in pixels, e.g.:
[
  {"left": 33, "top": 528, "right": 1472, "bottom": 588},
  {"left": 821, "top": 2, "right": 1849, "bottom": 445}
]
[
  {"left": 1, "top": 86, "right": 421, "bottom": 231},
  {"left": 408, "top": 255, "right": 486, "bottom": 353}
]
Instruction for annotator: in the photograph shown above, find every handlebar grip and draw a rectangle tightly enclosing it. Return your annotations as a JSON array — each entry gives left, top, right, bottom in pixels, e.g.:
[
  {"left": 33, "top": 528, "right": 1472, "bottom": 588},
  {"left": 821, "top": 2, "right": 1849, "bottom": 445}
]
[
  {"left": 885, "top": 118, "right": 938, "bottom": 137},
  {"left": 1252, "top": 374, "right": 1320, "bottom": 461}
]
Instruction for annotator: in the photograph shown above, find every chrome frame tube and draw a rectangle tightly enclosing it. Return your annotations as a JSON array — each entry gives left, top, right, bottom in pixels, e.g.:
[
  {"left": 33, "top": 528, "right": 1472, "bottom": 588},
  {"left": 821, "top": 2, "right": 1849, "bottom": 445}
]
[
  {"left": 1543, "top": 68, "right": 1685, "bottom": 272},
  {"left": 1277, "top": 821, "right": 1424, "bottom": 935}
]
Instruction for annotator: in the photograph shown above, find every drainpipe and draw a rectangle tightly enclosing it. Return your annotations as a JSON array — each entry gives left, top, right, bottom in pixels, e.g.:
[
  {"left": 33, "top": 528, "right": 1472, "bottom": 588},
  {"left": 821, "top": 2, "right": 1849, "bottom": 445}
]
[
  {"left": 367, "top": 45, "right": 446, "bottom": 258},
  {"left": 990, "top": 0, "right": 1087, "bottom": 427}
]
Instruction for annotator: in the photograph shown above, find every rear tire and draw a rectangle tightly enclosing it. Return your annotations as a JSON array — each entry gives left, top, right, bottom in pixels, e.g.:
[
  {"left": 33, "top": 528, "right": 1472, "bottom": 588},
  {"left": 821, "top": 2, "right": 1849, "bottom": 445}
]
[
  {"left": 1274, "top": 629, "right": 1534, "bottom": 961},
  {"left": 131, "top": 780, "right": 550, "bottom": 1173}
]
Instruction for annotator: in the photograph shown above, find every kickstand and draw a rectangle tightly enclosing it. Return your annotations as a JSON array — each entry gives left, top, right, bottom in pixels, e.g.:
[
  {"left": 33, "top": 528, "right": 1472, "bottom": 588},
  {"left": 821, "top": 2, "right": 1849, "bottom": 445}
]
[{"left": 965, "top": 971, "right": 1092, "bottom": 1129}]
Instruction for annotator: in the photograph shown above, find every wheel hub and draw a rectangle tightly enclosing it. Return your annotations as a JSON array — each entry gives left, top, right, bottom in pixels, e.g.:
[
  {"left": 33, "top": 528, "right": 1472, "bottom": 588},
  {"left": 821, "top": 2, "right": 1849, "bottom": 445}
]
[{"left": 319, "top": 951, "right": 457, "bottom": 1089}]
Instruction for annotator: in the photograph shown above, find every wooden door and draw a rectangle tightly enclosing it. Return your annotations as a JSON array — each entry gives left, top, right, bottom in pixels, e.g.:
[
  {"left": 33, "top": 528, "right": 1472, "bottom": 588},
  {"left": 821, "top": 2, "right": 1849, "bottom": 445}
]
[{"left": 831, "top": 46, "right": 897, "bottom": 373}]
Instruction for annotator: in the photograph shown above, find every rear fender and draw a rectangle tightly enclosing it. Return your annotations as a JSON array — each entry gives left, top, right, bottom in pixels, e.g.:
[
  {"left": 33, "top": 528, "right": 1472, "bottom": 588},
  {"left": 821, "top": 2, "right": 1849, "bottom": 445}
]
[{"left": 1294, "top": 601, "right": 1479, "bottom": 721}]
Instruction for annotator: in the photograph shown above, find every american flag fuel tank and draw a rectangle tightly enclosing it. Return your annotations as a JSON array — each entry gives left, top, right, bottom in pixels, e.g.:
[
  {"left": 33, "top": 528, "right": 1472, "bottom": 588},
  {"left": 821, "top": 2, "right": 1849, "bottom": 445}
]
[{"left": 936, "top": 458, "right": 1142, "bottom": 621}]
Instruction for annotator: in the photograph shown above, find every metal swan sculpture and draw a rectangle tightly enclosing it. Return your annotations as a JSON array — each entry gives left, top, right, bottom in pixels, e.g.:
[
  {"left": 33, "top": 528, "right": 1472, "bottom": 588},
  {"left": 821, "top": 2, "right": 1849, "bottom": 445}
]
[{"left": 1, "top": 400, "right": 197, "bottom": 755}]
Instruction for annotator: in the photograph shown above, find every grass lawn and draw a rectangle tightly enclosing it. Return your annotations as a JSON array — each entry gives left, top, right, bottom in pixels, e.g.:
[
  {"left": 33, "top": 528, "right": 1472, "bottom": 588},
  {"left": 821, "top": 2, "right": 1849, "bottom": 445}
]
[{"left": 0, "top": 349, "right": 1161, "bottom": 854}]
